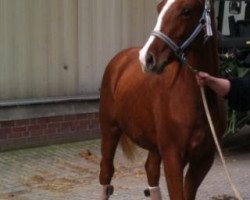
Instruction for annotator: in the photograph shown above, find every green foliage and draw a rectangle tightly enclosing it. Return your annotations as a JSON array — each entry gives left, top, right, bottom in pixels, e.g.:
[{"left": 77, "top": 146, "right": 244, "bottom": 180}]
[
  {"left": 219, "top": 53, "right": 249, "bottom": 78},
  {"left": 219, "top": 54, "right": 250, "bottom": 135}
]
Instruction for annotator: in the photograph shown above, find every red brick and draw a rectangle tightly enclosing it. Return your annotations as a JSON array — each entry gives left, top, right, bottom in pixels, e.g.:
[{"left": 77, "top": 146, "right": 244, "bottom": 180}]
[
  {"left": 0, "top": 112, "right": 100, "bottom": 151},
  {"left": 64, "top": 115, "right": 77, "bottom": 121},
  {"left": 78, "top": 119, "right": 89, "bottom": 125},
  {"left": 61, "top": 122, "right": 73, "bottom": 128},
  {"left": 29, "top": 130, "right": 44, "bottom": 136},
  {"left": 28, "top": 125, "right": 43, "bottom": 131},
  {"left": 43, "top": 128, "right": 57, "bottom": 135},
  {"left": 89, "top": 113, "right": 98, "bottom": 119},
  {"left": 76, "top": 114, "right": 86, "bottom": 119},
  {"left": 77, "top": 119, "right": 89, "bottom": 130},
  {"left": 22, "top": 132, "right": 29, "bottom": 137},
  {"left": 76, "top": 113, "right": 94, "bottom": 120},
  {"left": 0, "top": 132, "right": 7, "bottom": 140},
  {"left": 15, "top": 119, "right": 30, "bottom": 126},
  {"left": 0, "top": 128, "right": 11, "bottom": 134},
  {"left": 13, "top": 126, "right": 27, "bottom": 132},
  {"left": 27, "top": 135, "right": 47, "bottom": 143},
  {"left": 10, "top": 138, "right": 27, "bottom": 146},
  {"left": 47, "top": 134, "right": 64, "bottom": 140},
  {"left": 89, "top": 119, "right": 100, "bottom": 129},
  {"left": 57, "top": 128, "right": 70, "bottom": 134},
  {"left": 0, "top": 121, "right": 14, "bottom": 128},
  {"left": 63, "top": 121, "right": 78, "bottom": 128},
  {"left": 36, "top": 117, "right": 50, "bottom": 124},
  {"left": 50, "top": 116, "right": 64, "bottom": 122},
  {"left": 92, "top": 113, "right": 99, "bottom": 118},
  {"left": 8, "top": 132, "right": 23, "bottom": 139},
  {"left": 48, "top": 123, "right": 61, "bottom": 129},
  {"left": 58, "top": 126, "right": 76, "bottom": 134},
  {"left": 29, "top": 119, "right": 37, "bottom": 125}
]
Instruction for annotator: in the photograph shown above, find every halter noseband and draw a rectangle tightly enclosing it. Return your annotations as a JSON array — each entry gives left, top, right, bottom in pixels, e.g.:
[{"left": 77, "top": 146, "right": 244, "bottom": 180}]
[{"left": 151, "top": 0, "right": 213, "bottom": 63}]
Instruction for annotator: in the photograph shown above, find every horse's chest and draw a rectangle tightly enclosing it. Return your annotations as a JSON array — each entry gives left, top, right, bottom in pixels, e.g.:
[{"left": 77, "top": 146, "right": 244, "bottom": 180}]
[{"left": 169, "top": 97, "right": 202, "bottom": 125}]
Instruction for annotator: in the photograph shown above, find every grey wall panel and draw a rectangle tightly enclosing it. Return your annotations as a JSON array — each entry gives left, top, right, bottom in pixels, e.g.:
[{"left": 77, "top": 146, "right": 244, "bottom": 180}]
[
  {"left": 78, "top": 0, "right": 157, "bottom": 94},
  {"left": 0, "top": 0, "right": 157, "bottom": 100}
]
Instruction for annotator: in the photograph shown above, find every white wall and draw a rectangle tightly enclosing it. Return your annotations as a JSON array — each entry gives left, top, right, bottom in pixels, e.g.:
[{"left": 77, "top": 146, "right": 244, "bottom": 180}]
[
  {"left": 0, "top": 0, "right": 79, "bottom": 100},
  {"left": 78, "top": 0, "right": 157, "bottom": 94},
  {"left": 0, "top": 0, "right": 157, "bottom": 100}
]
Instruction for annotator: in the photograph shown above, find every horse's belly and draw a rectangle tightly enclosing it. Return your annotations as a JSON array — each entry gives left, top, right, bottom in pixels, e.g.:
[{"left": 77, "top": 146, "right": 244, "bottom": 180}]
[
  {"left": 127, "top": 128, "right": 158, "bottom": 151},
  {"left": 117, "top": 109, "right": 158, "bottom": 151}
]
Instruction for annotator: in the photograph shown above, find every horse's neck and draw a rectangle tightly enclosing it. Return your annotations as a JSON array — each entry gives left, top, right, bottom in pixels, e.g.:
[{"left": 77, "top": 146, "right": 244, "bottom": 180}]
[
  {"left": 187, "top": 37, "right": 220, "bottom": 106},
  {"left": 188, "top": 5, "right": 219, "bottom": 75},
  {"left": 187, "top": 37, "right": 219, "bottom": 76},
  {"left": 163, "top": 36, "right": 219, "bottom": 94}
]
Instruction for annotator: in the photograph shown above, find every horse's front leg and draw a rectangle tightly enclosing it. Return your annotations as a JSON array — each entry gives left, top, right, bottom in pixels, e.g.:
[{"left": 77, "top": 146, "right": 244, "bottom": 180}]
[
  {"left": 184, "top": 149, "right": 215, "bottom": 200},
  {"left": 99, "top": 125, "right": 121, "bottom": 200},
  {"left": 144, "top": 151, "right": 162, "bottom": 200},
  {"left": 161, "top": 149, "right": 184, "bottom": 200}
]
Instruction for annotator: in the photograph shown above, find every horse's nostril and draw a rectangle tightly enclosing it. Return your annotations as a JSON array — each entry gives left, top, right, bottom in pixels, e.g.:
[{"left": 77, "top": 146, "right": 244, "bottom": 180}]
[{"left": 145, "top": 52, "right": 156, "bottom": 70}]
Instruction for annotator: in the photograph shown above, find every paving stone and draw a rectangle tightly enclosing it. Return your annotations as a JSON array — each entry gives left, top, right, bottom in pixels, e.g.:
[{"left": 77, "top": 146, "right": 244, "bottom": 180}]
[{"left": 0, "top": 131, "right": 249, "bottom": 200}]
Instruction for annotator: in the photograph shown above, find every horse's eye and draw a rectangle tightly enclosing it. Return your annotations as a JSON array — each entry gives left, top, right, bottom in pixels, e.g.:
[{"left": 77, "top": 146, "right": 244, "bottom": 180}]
[{"left": 182, "top": 8, "right": 192, "bottom": 17}]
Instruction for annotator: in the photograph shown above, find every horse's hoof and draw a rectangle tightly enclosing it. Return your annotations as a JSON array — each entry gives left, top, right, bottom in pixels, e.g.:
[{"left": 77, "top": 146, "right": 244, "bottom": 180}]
[
  {"left": 144, "top": 188, "right": 150, "bottom": 197},
  {"left": 106, "top": 185, "right": 114, "bottom": 196}
]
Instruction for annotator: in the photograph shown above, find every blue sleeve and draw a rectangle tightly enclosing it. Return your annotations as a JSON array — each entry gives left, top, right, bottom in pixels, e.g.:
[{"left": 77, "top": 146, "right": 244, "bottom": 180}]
[{"left": 226, "top": 78, "right": 250, "bottom": 112}]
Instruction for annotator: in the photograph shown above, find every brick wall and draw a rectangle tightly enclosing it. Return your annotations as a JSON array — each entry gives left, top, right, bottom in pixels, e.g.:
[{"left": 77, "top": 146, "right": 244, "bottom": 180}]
[{"left": 0, "top": 112, "right": 100, "bottom": 151}]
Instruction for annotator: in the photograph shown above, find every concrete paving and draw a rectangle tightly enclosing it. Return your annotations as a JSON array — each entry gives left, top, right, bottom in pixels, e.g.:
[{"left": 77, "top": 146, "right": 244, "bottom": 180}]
[{"left": 0, "top": 127, "right": 250, "bottom": 200}]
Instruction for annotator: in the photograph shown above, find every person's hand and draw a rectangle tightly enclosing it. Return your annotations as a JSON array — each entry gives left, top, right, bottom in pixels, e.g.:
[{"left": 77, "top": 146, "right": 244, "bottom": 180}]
[
  {"left": 195, "top": 71, "right": 231, "bottom": 97},
  {"left": 195, "top": 72, "right": 211, "bottom": 86}
]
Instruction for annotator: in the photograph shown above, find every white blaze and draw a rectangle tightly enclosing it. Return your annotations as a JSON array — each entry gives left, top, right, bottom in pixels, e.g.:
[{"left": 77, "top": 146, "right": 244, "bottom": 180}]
[{"left": 139, "top": 0, "right": 176, "bottom": 68}]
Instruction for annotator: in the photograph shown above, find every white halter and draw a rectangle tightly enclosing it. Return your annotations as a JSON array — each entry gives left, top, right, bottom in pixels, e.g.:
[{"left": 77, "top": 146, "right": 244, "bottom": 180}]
[{"left": 151, "top": 0, "right": 213, "bottom": 62}]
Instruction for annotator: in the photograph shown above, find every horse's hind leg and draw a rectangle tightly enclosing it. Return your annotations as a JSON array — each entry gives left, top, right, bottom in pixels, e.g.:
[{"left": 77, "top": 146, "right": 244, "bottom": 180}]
[
  {"left": 183, "top": 151, "right": 215, "bottom": 200},
  {"left": 99, "top": 125, "right": 121, "bottom": 200},
  {"left": 144, "top": 151, "right": 162, "bottom": 200}
]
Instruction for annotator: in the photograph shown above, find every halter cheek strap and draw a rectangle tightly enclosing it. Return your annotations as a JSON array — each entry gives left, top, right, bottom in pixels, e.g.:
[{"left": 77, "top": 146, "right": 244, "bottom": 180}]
[
  {"left": 151, "top": 0, "right": 213, "bottom": 63},
  {"left": 205, "top": 0, "right": 213, "bottom": 36},
  {"left": 151, "top": 31, "right": 183, "bottom": 59}
]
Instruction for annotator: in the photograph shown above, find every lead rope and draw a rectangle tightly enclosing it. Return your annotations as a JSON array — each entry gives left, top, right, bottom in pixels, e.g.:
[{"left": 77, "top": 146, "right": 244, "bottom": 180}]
[
  {"left": 185, "top": 60, "right": 243, "bottom": 199},
  {"left": 200, "top": 86, "right": 243, "bottom": 200}
]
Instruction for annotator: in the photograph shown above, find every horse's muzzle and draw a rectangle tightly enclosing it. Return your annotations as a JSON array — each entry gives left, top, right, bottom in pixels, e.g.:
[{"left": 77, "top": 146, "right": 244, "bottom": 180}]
[
  {"left": 145, "top": 52, "right": 156, "bottom": 71},
  {"left": 143, "top": 52, "right": 167, "bottom": 74}
]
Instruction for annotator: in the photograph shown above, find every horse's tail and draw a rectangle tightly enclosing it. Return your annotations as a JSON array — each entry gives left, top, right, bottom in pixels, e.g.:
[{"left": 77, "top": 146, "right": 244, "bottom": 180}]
[{"left": 119, "top": 134, "right": 137, "bottom": 160}]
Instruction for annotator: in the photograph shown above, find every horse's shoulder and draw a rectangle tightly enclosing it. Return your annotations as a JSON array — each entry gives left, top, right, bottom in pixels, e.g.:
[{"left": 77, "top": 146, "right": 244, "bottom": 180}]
[
  {"left": 103, "top": 47, "right": 140, "bottom": 81},
  {"left": 101, "top": 47, "right": 141, "bottom": 96},
  {"left": 108, "top": 47, "right": 140, "bottom": 69}
]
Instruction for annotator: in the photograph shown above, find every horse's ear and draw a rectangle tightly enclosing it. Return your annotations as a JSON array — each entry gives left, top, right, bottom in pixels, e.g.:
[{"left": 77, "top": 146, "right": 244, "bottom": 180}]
[{"left": 157, "top": 0, "right": 167, "bottom": 13}]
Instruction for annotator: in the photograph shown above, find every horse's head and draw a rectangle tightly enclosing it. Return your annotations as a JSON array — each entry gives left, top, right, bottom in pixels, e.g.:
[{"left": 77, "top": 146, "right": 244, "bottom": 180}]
[{"left": 139, "top": 0, "right": 213, "bottom": 74}]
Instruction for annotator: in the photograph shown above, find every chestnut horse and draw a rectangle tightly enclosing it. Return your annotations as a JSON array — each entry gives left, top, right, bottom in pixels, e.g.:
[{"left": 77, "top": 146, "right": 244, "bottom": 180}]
[{"left": 99, "top": 0, "right": 225, "bottom": 199}]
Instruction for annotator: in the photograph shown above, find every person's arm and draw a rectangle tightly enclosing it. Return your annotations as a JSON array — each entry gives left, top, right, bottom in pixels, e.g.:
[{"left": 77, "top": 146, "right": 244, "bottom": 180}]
[
  {"left": 195, "top": 72, "right": 231, "bottom": 97},
  {"left": 196, "top": 72, "right": 250, "bottom": 112}
]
